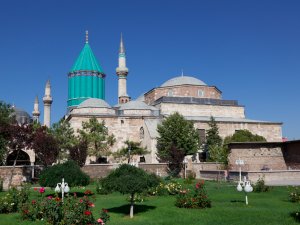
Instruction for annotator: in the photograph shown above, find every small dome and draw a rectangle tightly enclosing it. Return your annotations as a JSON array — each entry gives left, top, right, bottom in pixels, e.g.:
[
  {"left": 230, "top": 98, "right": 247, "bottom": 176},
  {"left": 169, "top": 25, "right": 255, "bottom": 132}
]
[
  {"left": 119, "top": 100, "right": 157, "bottom": 110},
  {"left": 161, "top": 76, "right": 207, "bottom": 87},
  {"left": 12, "top": 106, "right": 32, "bottom": 125},
  {"left": 78, "top": 98, "right": 111, "bottom": 108}
]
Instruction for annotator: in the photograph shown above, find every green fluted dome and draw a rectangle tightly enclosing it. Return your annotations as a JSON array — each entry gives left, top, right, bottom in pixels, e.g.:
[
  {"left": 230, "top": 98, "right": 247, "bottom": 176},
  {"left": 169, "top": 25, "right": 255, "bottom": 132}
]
[{"left": 70, "top": 43, "right": 103, "bottom": 73}]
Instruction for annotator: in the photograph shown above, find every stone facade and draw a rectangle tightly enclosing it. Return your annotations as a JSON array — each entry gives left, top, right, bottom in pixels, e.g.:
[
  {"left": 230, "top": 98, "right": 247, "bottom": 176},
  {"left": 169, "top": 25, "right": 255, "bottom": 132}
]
[{"left": 144, "top": 85, "right": 222, "bottom": 104}]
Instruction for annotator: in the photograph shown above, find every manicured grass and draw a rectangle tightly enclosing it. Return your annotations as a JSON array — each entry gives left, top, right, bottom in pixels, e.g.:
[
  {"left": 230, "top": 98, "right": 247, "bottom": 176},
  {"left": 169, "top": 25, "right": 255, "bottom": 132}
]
[{"left": 0, "top": 181, "right": 299, "bottom": 225}]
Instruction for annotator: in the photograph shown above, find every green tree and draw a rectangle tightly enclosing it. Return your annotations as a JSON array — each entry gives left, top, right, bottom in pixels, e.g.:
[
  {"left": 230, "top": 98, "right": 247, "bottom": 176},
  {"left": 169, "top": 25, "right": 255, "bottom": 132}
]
[
  {"left": 0, "top": 101, "right": 14, "bottom": 164},
  {"left": 51, "top": 119, "right": 77, "bottom": 161},
  {"left": 113, "top": 140, "right": 149, "bottom": 163},
  {"left": 101, "top": 164, "right": 160, "bottom": 218},
  {"left": 224, "top": 129, "right": 267, "bottom": 144},
  {"left": 156, "top": 112, "right": 199, "bottom": 175},
  {"left": 206, "top": 116, "right": 223, "bottom": 162},
  {"left": 79, "top": 117, "right": 116, "bottom": 157}
]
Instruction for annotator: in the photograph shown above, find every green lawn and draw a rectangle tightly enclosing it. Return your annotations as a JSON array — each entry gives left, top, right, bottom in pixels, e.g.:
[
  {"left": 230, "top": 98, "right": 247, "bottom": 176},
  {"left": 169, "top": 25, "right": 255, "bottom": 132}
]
[{"left": 0, "top": 181, "right": 299, "bottom": 225}]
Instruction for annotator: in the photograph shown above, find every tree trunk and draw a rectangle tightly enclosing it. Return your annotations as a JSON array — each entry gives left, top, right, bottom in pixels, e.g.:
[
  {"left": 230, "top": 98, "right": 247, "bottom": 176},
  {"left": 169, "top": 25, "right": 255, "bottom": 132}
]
[
  {"left": 8, "top": 148, "right": 21, "bottom": 188},
  {"left": 130, "top": 193, "right": 134, "bottom": 218}
]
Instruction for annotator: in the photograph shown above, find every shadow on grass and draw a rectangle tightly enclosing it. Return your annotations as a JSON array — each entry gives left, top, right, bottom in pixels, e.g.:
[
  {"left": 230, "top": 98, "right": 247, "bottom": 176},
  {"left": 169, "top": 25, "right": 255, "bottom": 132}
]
[
  {"left": 107, "top": 204, "right": 156, "bottom": 216},
  {"left": 230, "top": 200, "right": 245, "bottom": 203}
]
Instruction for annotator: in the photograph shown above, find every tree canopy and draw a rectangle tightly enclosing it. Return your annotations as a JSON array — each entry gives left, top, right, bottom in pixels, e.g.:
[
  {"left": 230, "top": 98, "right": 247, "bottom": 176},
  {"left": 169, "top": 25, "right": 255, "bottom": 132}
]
[
  {"left": 101, "top": 164, "right": 160, "bottom": 218},
  {"left": 113, "top": 140, "right": 149, "bottom": 163},
  {"left": 206, "top": 116, "right": 224, "bottom": 162},
  {"left": 79, "top": 117, "right": 116, "bottom": 157},
  {"left": 156, "top": 112, "right": 199, "bottom": 175},
  {"left": 156, "top": 112, "right": 199, "bottom": 161},
  {"left": 224, "top": 129, "right": 267, "bottom": 144}
]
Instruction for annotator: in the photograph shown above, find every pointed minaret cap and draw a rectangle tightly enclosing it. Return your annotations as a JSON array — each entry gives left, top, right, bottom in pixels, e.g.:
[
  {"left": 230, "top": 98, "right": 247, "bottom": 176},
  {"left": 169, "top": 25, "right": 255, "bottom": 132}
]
[
  {"left": 46, "top": 80, "right": 51, "bottom": 88},
  {"left": 119, "top": 33, "right": 125, "bottom": 54},
  {"left": 34, "top": 95, "right": 39, "bottom": 104},
  {"left": 85, "top": 30, "right": 89, "bottom": 44}
]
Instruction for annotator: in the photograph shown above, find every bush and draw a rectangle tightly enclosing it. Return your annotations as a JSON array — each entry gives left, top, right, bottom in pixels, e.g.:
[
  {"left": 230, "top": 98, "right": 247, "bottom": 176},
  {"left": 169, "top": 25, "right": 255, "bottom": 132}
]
[
  {"left": 289, "top": 186, "right": 300, "bottom": 202},
  {"left": 148, "top": 180, "right": 182, "bottom": 196},
  {"left": 0, "top": 184, "right": 30, "bottom": 214},
  {"left": 21, "top": 192, "right": 109, "bottom": 225},
  {"left": 253, "top": 177, "right": 270, "bottom": 193},
  {"left": 39, "top": 160, "right": 90, "bottom": 188},
  {"left": 175, "top": 180, "right": 211, "bottom": 209}
]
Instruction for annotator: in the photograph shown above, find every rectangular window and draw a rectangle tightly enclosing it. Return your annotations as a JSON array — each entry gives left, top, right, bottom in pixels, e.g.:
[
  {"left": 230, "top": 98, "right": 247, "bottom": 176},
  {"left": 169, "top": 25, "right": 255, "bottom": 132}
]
[{"left": 198, "top": 129, "right": 206, "bottom": 143}]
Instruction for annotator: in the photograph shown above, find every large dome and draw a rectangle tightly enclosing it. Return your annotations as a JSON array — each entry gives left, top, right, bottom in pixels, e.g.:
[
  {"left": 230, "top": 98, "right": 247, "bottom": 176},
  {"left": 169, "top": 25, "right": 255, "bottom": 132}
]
[
  {"left": 12, "top": 106, "right": 32, "bottom": 125},
  {"left": 161, "top": 76, "right": 207, "bottom": 87},
  {"left": 78, "top": 98, "right": 111, "bottom": 108}
]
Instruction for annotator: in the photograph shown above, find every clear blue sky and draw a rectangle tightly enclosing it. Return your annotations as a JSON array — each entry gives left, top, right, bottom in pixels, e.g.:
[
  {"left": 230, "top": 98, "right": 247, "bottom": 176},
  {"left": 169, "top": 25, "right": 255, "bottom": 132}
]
[{"left": 0, "top": 0, "right": 299, "bottom": 139}]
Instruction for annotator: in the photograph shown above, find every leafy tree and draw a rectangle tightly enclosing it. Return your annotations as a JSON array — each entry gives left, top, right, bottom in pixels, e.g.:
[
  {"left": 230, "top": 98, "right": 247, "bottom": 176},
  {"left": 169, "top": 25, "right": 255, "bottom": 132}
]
[
  {"left": 7, "top": 124, "right": 33, "bottom": 187},
  {"left": 39, "top": 160, "right": 90, "bottom": 188},
  {"left": 31, "top": 126, "right": 59, "bottom": 167},
  {"left": 51, "top": 119, "right": 77, "bottom": 161},
  {"left": 156, "top": 112, "right": 199, "bottom": 175},
  {"left": 79, "top": 118, "right": 116, "bottom": 157},
  {"left": 114, "top": 140, "right": 149, "bottom": 163},
  {"left": 101, "top": 164, "right": 160, "bottom": 218},
  {"left": 69, "top": 139, "right": 88, "bottom": 167},
  {"left": 224, "top": 129, "right": 267, "bottom": 144},
  {"left": 0, "top": 101, "right": 14, "bottom": 165},
  {"left": 206, "top": 116, "right": 224, "bottom": 162}
]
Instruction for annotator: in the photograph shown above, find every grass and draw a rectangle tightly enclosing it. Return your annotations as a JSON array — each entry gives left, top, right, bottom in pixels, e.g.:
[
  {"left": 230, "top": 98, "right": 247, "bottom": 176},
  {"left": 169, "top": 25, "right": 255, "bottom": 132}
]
[{"left": 0, "top": 180, "right": 299, "bottom": 225}]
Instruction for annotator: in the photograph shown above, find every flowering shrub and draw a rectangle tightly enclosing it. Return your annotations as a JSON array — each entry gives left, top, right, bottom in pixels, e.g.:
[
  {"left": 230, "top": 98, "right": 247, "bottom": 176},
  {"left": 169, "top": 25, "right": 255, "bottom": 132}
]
[
  {"left": 289, "top": 186, "right": 300, "bottom": 202},
  {"left": 0, "top": 184, "right": 30, "bottom": 213},
  {"left": 148, "top": 180, "right": 182, "bottom": 196},
  {"left": 84, "top": 189, "right": 94, "bottom": 196},
  {"left": 21, "top": 191, "right": 110, "bottom": 224},
  {"left": 253, "top": 176, "right": 270, "bottom": 193},
  {"left": 175, "top": 180, "right": 211, "bottom": 209}
]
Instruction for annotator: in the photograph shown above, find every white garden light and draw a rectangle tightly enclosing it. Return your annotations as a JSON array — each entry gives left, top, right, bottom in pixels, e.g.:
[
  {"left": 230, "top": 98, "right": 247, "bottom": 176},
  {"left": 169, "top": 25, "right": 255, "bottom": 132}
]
[
  {"left": 235, "top": 158, "right": 253, "bottom": 205},
  {"left": 55, "top": 178, "right": 70, "bottom": 202}
]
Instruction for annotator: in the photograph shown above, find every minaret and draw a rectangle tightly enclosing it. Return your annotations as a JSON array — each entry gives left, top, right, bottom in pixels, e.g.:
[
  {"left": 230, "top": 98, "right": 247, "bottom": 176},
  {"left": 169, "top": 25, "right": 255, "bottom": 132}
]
[
  {"left": 43, "top": 80, "right": 53, "bottom": 127},
  {"left": 116, "top": 33, "right": 130, "bottom": 104},
  {"left": 32, "top": 96, "right": 40, "bottom": 123}
]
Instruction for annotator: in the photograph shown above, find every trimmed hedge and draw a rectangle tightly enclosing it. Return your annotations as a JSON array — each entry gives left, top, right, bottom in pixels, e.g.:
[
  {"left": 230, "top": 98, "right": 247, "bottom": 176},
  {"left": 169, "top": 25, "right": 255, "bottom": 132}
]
[{"left": 39, "top": 160, "right": 90, "bottom": 187}]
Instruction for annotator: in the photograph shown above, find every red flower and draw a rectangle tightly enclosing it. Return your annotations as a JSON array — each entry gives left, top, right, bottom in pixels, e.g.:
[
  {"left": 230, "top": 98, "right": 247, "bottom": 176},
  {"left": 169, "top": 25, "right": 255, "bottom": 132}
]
[
  {"left": 84, "top": 210, "right": 92, "bottom": 216},
  {"left": 31, "top": 200, "right": 36, "bottom": 204},
  {"left": 55, "top": 197, "right": 61, "bottom": 202},
  {"left": 39, "top": 187, "right": 45, "bottom": 193},
  {"left": 195, "top": 183, "right": 200, "bottom": 189},
  {"left": 33, "top": 187, "right": 38, "bottom": 191}
]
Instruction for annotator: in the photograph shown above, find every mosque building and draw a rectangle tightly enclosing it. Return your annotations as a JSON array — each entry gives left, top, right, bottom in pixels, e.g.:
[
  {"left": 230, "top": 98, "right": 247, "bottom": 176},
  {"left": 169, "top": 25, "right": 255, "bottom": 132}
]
[{"left": 10, "top": 32, "right": 282, "bottom": 165}]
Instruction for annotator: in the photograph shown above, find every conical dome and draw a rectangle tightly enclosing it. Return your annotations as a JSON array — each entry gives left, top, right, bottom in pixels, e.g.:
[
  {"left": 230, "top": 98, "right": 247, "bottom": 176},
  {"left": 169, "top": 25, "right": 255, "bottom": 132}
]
[{"left": 70, "top": 43, "right": 104, "bottom": 73}]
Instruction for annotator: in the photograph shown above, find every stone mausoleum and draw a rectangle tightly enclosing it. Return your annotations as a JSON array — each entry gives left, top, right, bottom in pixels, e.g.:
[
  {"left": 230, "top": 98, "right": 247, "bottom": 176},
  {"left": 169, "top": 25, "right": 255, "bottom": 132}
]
[{"left": 12, "top": 32, "right": 283, "bottom": 165}]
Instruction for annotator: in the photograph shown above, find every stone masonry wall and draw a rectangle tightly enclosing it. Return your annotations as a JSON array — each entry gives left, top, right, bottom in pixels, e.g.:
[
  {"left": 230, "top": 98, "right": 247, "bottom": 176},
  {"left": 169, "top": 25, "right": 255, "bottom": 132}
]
[{"left": 145, "top": 85, "right": 221, "bottom": 104}]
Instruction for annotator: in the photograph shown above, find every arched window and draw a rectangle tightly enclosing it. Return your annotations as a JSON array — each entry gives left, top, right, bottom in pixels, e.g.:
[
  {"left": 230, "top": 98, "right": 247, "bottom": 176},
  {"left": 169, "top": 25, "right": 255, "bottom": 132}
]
[
  {"left": 139, "top": 127, "right": 144, "bottom": 139},
  {"left": 6, "top": 150, "right": 30, "bottom": 166},
  {"left": 198, "top": 89, "right": 204, "bottom": 97},
  {"left": 167, "top": 89, "right": 173, "bottom": 97}
]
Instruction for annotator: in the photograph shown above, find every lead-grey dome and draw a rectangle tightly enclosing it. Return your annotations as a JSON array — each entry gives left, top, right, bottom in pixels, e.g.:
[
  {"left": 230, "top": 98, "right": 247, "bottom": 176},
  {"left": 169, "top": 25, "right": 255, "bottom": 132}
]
[
  {"left": 161, "top": 76, "right": 207, "bottom": 87},
  {"left": 78, "top": 98, "right": 111, "bottom": 108},
  {"left": 12, "top": 106, "right": 32, "bottom": 125},
  {"left": 119, "top": 100, "right": 157, "bottom": 110}
]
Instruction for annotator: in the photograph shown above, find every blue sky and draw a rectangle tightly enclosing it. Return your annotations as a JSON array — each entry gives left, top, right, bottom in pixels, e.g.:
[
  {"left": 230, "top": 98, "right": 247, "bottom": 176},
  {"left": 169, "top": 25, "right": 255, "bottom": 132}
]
[{"left": 0, "top": 0, "right": 299, "bottom": 139}]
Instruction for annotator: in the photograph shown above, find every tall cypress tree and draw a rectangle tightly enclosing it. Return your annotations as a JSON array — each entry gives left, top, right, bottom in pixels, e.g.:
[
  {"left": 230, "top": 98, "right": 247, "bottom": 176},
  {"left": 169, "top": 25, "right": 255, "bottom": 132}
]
[{"left": 206, "top": 116, "right": 223, "bottom": 161}]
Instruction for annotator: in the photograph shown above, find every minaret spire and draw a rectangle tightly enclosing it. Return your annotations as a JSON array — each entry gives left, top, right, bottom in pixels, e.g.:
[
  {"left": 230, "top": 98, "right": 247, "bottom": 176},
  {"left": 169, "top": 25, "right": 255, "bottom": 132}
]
[
  {"left": 116, "top": 33, "right": 130, "bottom": 104},
  {"left": 32, "top": 95, "right": 40, "bottom": 123},
  {"left": 85, "top": 30, "right": 89, "bottom": 43},
  {"left": 43, "top": 80, "right": 53, "bottom": 127}
]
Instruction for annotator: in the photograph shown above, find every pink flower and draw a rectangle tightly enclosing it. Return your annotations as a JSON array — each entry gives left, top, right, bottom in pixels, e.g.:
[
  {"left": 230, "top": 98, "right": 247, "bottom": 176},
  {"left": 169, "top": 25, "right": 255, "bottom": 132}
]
[
  {"left": 97, "top": 218, "right": 103, "bottom": 223},
  {"left": 84, "top": 210, "right": 92, "bottom": 216},
  {"left": 47, "top": 196, "right": 53, "bottom": 200},
  {"left": 39, "top": 187, "right": 45, "bottom": 193}
]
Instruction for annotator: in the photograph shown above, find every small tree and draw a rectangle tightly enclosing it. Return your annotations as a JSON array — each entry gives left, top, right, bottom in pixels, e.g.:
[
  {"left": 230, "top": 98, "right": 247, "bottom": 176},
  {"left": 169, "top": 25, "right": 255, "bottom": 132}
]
[
  {"left": 113, "top": 140, "right": 149, "bottom": 163},
  {"left": 69, "top": 139, "right": 88, "bottom": 167},
  {"left": 51, "top": 119, "right": 77, "bottom": 161},
  {"left": 206, "top": 116, "right": 223, "bottom": 161},
  {"left": 101, "top": 164, "right": 160, "bottom": 218},
  {"left": 156, "top": 112, "right": 199, "bottom": 175},
  {"left": 79, "top": 118, "right": 116, "bottom": 157},
  {"left": 31, "top": 126, "right": 59, "bottom": 167},
  {"left": 224, "top": 129, "right": 266, "bottom": 144}
]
